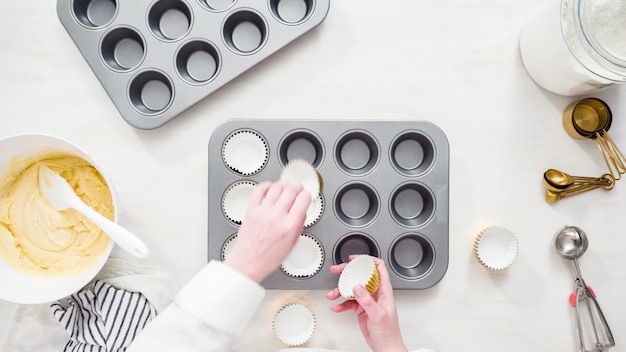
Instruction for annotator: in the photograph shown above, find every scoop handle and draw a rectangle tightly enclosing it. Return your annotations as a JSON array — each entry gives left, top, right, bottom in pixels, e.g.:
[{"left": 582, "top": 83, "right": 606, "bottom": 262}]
[{"left": 71, "top": 199, "right": 149, "bottom": 259}]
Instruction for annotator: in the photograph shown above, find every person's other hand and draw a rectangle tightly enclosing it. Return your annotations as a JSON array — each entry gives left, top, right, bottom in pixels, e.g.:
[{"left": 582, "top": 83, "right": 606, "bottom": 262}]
[
  {"left": 224, "top": 181, "right": 311, "bottom": 283},
  {"left": 326, "top": 256, "right": 408, "bottom": 352}
]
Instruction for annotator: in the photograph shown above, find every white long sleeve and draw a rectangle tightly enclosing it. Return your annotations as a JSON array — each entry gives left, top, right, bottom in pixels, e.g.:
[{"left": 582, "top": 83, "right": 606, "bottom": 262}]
[
  {"left": 128, "top": 260, "right": 435, "bottom": 352},
  {"left": 128, "top": 260, "right": 265, "bottom": 352}
]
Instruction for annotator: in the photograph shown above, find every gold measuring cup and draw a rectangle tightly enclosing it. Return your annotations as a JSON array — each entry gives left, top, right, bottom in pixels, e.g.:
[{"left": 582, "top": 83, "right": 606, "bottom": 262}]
[
  {"left": 543, "top": 169, "right": 615, "bottom": 203},
  {"left": 563, "top": 98, "right": 626, "bottom": 180}
]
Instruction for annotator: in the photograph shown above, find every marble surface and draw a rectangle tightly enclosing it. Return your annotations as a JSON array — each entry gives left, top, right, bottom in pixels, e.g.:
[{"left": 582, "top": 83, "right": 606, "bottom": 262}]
[{"left": 1, "top": 0, "right": 626, "bottom": 351}]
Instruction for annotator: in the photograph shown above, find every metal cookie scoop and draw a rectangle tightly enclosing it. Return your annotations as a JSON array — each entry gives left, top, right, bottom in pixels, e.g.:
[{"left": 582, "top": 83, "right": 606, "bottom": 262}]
[
  {"left": 39, "top": 166, "right": 149, "bottom": 259},
  {"left": 554, "top": 226, "right": 614, "bottom": 352}
]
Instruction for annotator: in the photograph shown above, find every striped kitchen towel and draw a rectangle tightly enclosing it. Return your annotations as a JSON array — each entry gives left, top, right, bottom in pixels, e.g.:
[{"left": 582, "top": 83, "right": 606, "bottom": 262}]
[{"left": 50, "top": 280, "right": 157, "bottom": 352}]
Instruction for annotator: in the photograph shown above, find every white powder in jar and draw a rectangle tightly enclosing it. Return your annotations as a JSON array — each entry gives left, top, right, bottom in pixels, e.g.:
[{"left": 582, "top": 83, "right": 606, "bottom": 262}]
[
  {"left": 519, "top": 0, "right": 625, "bottom": 96},
  {"left": 585, "top": 0, "right": 626, "bottom": 59}
]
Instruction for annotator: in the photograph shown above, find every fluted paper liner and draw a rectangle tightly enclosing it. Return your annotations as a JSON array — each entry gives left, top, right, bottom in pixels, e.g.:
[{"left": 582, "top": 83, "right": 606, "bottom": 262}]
[
  {"left": 338, "top": 255, "right": 381, "bottom": 299},
  {"left": 280, "top": 159, "right": 321, "bottom": 200},
  {"left": 304, "top": 193, "right": 324, "bottom": 228},
  {"left": 473, "top": 226, "right": 518, "bottom": 270},
  {"left": 273, "top": 303, "right": 316, "bottom": 346},
  {"left": 220, "top": 234, "right": 237, "bottom": 261},
  {"left": 222, "top": 180, "right": 257, "bottom": 224},
  {"left": 222, "top": 130, "right": 268, "bottom": 175},
  {"left": 280, "top": 234, "right": 324, "bottom": 278}
]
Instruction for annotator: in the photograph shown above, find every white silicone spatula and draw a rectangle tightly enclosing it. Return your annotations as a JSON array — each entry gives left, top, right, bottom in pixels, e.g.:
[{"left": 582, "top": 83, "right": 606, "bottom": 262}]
[{"left": 38, "top": 166, "right": 149, "bottom": 258}]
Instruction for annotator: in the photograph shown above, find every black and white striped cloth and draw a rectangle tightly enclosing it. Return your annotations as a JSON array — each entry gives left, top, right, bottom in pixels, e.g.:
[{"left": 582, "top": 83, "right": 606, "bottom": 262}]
[{"left": 51, "top": 280, "right": 156, "bottom": 352}]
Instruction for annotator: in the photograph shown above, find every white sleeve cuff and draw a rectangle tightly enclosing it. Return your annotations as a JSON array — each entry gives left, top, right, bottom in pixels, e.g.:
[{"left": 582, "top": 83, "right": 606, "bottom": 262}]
[{"left": 174, "top": 260, "right": 265, "bottom": 337}]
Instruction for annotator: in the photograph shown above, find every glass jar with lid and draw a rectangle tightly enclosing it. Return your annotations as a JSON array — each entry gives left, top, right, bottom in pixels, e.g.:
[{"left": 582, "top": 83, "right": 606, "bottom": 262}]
[{"left": 520, "top": 0, "right": 626, "bottom": 96}]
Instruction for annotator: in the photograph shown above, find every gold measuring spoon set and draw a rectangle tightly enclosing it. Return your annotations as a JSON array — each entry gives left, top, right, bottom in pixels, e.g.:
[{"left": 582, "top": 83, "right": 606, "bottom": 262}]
[{"left": 544, "top": 98, "right": 624, "bottom": 203}]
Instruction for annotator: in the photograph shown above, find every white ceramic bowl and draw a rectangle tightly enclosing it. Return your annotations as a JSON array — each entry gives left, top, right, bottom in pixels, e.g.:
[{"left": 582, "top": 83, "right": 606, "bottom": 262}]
[{"left": 0, "top": 134, "right": 116, "bottom": 304}]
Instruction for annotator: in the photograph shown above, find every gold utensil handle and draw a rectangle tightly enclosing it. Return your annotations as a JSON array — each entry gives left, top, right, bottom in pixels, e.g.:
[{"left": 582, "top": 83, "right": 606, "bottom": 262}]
[{"left": 595, "top": 130, "right": 626, "bottom": 181}]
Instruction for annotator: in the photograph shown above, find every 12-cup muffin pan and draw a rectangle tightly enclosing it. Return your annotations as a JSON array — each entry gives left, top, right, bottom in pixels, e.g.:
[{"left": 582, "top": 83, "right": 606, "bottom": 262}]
[
  {"left": 56, "top": 0, "right": 330, "bottom": 129},
  {"left": 208, "top": 119, "right": 450, "bottom": 290}
]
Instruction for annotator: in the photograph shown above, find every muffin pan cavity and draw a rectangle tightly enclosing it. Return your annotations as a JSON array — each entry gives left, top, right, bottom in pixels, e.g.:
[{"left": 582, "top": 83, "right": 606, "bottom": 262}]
[
  {"left": 208, "top": 119, "right": 449, "bottom": 290},
  {"left": 57, "top": 0, "right": 330, "bottom": 129},
  {"left": 270, "top": 0, "right": 314, "bottom": 24},
  {"left": 333, "top": 233, "right": 380, "bottom": 264},
  {"left": 335, "top": 130, "right": 379, "bottom": 176},
  {"left": 391, "top": 131, "right": 435, "bottom": 176},
  {"left": 128, "top": 70, "right": 174, "bottom": 114},
  {"left": 334, "top": 182, "right": 379, "bottom": 227},
  {"left": 199, "top": 0, "right": 236, "bottom": 11},
  {"left": 100, "top": 27, "right": 145, "bottom": 72},
  {"left": 73, "top": 0, "right": 117, "bottom": 29},
  {"left": 390, "top": 182, "right": 435, "bottom": 228},
  {"left": 223, "top": 10, "right": 268, "bottom": 54},
  {"left": 279, "top": 130, "right": 324, "bottom": 168},
  {"left": 176, "top": 40, "right": 220, "bottom": 84},
  {"left": 148, "top": 0, "right": 193, "bottom": 42},
  {"left": 389, "top": 234, "right": 435, "bottom": 279}
]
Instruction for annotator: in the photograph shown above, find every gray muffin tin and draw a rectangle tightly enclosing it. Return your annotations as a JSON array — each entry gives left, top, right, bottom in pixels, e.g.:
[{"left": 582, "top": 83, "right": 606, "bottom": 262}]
[
  {"left": 56, "top": 0, "right": 330, "bottom": 129},
  {"left": 208, "top": 119, "right": 450, "bottom": 290}
]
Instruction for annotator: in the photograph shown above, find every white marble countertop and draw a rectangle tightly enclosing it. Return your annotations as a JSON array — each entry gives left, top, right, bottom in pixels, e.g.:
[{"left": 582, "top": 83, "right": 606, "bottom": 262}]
[{"left": 1, "top": 0, "right": 626, "bottom": 351}]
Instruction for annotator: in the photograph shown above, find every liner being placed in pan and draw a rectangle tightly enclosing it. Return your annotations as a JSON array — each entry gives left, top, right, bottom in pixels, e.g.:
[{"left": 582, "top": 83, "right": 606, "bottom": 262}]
[{"left": 208, "top": 119, "right": 450, "bottom": 290}]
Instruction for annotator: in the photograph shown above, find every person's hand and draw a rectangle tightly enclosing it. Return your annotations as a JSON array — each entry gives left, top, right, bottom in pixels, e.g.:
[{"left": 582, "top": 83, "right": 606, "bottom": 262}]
[
  {"left": 224, "top": 181, "right": 311, "bottom": 283},
  {"left": 326, "top": 257, "right": 408, "bottom": 352}
]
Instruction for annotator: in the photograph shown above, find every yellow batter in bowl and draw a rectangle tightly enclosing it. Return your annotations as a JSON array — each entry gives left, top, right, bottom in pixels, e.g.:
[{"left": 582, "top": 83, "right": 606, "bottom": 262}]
[{"left": 0, "top": 154, "right": 113, "bottom": 277}]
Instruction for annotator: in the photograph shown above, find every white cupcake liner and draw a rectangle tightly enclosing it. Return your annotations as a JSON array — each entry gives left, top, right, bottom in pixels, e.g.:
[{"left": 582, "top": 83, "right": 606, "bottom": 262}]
[
  {"left": 304, "top": 193, "right": 324, "bottom": 228},
  {"left": 473, "top": 226, "right": 519, "bottom": 270},
  {"left": 337, "top": 255, "right": 381, "bottom": 299},
  {"left": 222, "top": 180, "right": 257, "bottom": 224},
  {"left": 222, "top": 130, "right": 268, "bottom": 176},
  {"left": 220, "top": 234, "right": 238, "bottom": 261},
  {"left": 280, "top": 234, "right": 324, "bottom": 278},
  {"left": 280, "top": 159, "right": 321, "bottom": 201},
  {"left": 273, "top": 303, "right": 316, "bottom": 346}
]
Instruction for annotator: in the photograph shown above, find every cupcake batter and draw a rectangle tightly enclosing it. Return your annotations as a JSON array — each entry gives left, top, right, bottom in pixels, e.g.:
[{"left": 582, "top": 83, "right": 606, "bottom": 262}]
[{"left": 0, "top": 155, "right": 113, "bottom": 276}]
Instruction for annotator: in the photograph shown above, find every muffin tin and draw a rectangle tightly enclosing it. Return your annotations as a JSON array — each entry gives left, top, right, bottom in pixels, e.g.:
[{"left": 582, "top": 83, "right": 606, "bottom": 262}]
[
  {"left": 56, "top": 0, "right": 330, "bottom": 129},
  {"left": 208, "top": 119, "right": 450, "bottom": 290}
]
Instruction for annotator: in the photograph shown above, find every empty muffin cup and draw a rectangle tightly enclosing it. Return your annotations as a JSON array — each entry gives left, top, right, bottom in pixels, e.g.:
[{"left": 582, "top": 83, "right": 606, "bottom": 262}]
[
  {"left": 389, "top": 234, "right": 435, "bottom": 279},
  {"left": 198, "top": 0, "right": 235, "bottom": 11},
  {"left": 128, "top": 70, "right": 174, "bottom": 115},
  {"left": 148, "top": 0, "right": 192, "bottom": 41},
  {"left": 273, "top": 303, "right": 316, "bottom": 346},
  {"left": 221, "top": 130, "right": 268, "bottom": 176},
  {"left": 101, "top": 27, "right": 145, "bottom": 72},
  {"left": 338, "top": 255, "right": 381, "bottom": 299},
  {"left": 176, "top": 39, "right": 221, "bottom": 84},
  {"left": 270, "top": 0, "right": 313, "bottom": 24},
  {"left": 222, "top": 180, "right": 257, "bottom": 224},
  {"left": 333, "top": 233, "right": 379, "bottom": 264},
  {"left": 278, "top": 130, "right": 324, "bottom": 168},
  {"left": 73, "top": 0, "right": 117, "bottom": 28},
  {"left": 473, "top": 226, "right": 519, "bottom": 270},
  {"left": 335, "top": 130, "right": 379, "bottom": 176},
  {"left": 223, "top": 10, "right": 268, "bottom": 54},
  {"left": 390, "top": 182, "right": 435, "bottom": 228},
  {"left": 280, "top": 233, "right": 324, "bottom": 278},
  {"left": 334, "top": 182, "right": 379, "bottom": 227},
  {"left": 220, "top": 233, "right": 237, "bottom": 261},
  {"left": 390, "top": 131, "right": 435, "bottom": 176}
]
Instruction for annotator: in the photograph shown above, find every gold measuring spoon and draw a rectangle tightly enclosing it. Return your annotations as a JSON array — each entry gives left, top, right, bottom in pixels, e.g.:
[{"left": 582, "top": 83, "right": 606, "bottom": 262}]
[
  {"left": 543, "top": 169, "right": 611, "bottom": 191},
  {"left": 543, "top": 169, "right": 615, "bottom": 203},
  {"left": 563, "top": 98, "right": 626, "bottom": 180}
]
